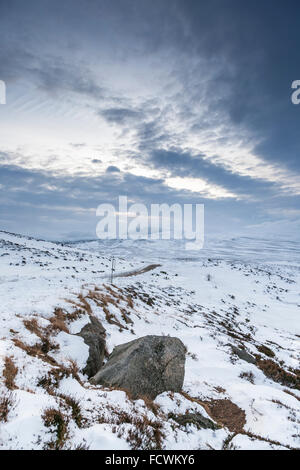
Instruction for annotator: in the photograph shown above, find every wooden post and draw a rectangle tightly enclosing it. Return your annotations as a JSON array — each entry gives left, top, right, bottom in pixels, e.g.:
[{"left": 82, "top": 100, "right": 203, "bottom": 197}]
[{"left": 110, "top": 257, "right": 116, "bottom": 284}]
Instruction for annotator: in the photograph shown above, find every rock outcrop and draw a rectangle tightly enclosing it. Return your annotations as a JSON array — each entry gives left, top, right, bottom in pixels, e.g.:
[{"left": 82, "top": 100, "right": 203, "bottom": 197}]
[{"left": 77, "top": 316, "right": 106, "bottom": 378}]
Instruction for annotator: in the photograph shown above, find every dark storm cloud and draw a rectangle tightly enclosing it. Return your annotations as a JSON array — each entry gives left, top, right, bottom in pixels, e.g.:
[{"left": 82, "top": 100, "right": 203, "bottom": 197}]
[
  {"left": 175, "top": 0, "right": 300, "bottom": 171},
  {"left": 0, "top": 45, "right": 105, "bottom": 99},
  {"left": 0, "top": 0, "right": 181, "bottom": 90},
  {"left": 0, "top": 160, "right": 186, "bottom": 210},
  {"left": 33, "top": 58, "right": 105, "bottom": 98}
]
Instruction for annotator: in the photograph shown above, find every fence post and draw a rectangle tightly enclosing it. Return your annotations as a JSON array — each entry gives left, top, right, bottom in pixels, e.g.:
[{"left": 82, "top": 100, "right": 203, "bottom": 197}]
[{"left": 110, "top": 257, "right": 116, "bottom": 284}]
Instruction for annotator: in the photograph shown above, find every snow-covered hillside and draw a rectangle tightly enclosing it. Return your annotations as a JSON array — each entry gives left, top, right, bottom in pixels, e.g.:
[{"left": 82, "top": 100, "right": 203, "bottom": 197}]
[{"left": 0, "top": 231, "right": 299, "bottom": 450}]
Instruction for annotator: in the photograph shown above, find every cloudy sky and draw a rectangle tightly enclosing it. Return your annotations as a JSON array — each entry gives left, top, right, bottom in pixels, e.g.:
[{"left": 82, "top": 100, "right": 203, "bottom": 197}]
[{"left": 0, "top": 0, "right": 300, "bottom": 241}]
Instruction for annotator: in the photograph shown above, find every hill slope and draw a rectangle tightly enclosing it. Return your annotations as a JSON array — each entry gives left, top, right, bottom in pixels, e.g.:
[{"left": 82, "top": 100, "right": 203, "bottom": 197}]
[{"left": 0, "top": 232, "right": 299, "bottom": 450}]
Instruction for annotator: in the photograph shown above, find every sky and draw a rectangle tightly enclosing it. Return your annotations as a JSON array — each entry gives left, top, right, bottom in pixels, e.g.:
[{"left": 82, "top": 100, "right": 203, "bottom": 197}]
[{"left": 0, "top": 0, "right": 300, "bottom": 241}]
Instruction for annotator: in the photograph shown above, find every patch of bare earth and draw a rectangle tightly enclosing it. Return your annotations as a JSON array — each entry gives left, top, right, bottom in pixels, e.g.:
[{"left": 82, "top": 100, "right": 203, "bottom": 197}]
[
  {"left": 203, "top": 399, "right": 246, "bottom": 433},
  {"left": 180, "top": 392, "right": 246, "bottom": 434}
]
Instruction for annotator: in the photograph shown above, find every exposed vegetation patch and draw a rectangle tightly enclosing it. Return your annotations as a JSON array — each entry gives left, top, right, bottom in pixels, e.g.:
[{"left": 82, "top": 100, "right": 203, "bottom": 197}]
[
  {"left": 3, "top": 356, "right": 18, "bottom": 390},
  {"left": 42, "top": 407, "right": 69, "bottom": 450},
  {"left": 13, "top": 338, "right": 59, "bottom": 366},
  {"left": 22, "top": 317, "right": 61, "bottom": 359},
  {"left": 37, "top": 360, "right": 82, "bottom": 393},
  {"left": 59, "top": 394, "right": 85, "bottom": 428},
  {"left": 284, "top": 389, "right": 300, "bottom": 402},
  {"left": 98, "top": 405, "right": 165, "bottom": 450},
  {"left": 257, "top": 344, "right": 275, "bottom": 358},
  {"left": 59, "top": 303, "right": 86, "bottom": 322},
  {"left": 0, "top": 392, "right": 15, "bottom": 423},
  {"left": 257, "top": 359, "right": 300, "bottom": 390},
  {"left": 119, "top": 415, "right": 164, "bottom": 450},
  {"left": 49, "top": 308, "right": 69, "bottom": 333},
  {"left": 141, "top": 396, "right": 161, "bottom": 416},
  {"left": 239, "top": 371, "right": 255, "bottom": 384},
  {"left": 84, "top": 284, "right": 138, "bottom": 331},
  {"left": 221, "top": 433, "right": 238, "bottom": 450},
  {"left": 23, "top": 318, "right": 44, "bottom": 338},
  {"left": 243, "top": 430, "right": 299, "bottom": 451}
]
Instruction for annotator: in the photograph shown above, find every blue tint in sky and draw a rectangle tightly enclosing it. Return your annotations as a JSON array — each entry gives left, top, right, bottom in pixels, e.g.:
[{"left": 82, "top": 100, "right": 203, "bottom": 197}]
[{"left": 0, "top": 0, "right": 299, "bottom": 240}]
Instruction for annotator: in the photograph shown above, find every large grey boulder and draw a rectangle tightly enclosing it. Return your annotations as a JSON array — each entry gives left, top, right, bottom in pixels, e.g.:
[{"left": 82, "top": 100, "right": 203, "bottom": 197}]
[
  {"left": 90, "top": 335, "right": 186, "bottom": 399},
  {"left": 77, "top": 316, "right": 106, "bottom": 378}
]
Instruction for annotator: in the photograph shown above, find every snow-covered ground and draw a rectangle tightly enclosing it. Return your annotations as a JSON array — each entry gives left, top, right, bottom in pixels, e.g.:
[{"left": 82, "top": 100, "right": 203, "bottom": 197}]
[{"left": 0, "top": 231, "right": 299, "bottom": 450}]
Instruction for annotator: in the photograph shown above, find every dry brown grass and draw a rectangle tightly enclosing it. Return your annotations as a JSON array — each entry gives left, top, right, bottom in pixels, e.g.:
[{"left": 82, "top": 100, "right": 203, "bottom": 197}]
[
  {"left": 42, "top": 407, "right": 69, "bottom": 450},
  {"left": 181, "top": 390, "right": 297, "bottom": 450},
  {"left": 180, "top": 390, "right": 207, "bottom": 407},
  {"left": 0, "top": 392, "right": 15, "bottom": 423},
  {"left": 23, "top": 318, "right": 42, "bottom": 338},
  {"left": 103, "top": 284, "right": 121, "bottom": 299},
  {"left": 127, "top": 296, "right": 134, "bottom": 308},
  {"left": 102, "top": 305, "right": 126, "bottom": 330},
  {"left": 257, "top": 358, "right": 300, "bottom": 390},
  {"left": 140, "top": 396, "right": 160, "bottom": 416},
  {"left": 270, "top": 399, "right": 294, "bottom": 411},
  {"left": 99, "top": 405, "right": 165, "bottom": 450},
  {"left": 60, "top": 394, "right": 85, "bottom": 428},
  {"left": 49, "top": 308, "right": 69, "bottom": 333},
  {"left": 37, "top": 360, "right": 82, "bottom": 393},
  {"left": 13, "top": 338, "right": 59, "bottom": 366},
  {"left": 81, "top": 285, "right": 136, "bottom": 331},
  {"left": 257, "top": 344, "right": 275, "bottom": 358},
  {"left": 85, "top": 287, "right": 127, "bottom": 330},
  {"left": 243, "top": 430, "right": 298, "bottom": 450},
  {"left": 119, "top": 308, "right": 133, "bottom": 325},
  {"left": 239, "top": 371, "right": 255, "bottom": 384},
  {"left": 124, "top": 414, "right": 164, "bottom": 450},
  {"left": 49, "top": 316, "right": 69, "bottom": 333},
  {"left": 62, "top": 301, "right": 88, "bottom": 321},
  {"left": 24, "top": 309, "right": 75, "bottom": 338},
  {"left": 23, "top": 316, "right": 61, "bottom": 359},
  {"left": 214, "top": 386, "right": 226, "bottom": 394},
  {"left": 77, "top": 294, "right": 92, "bottom": 314},
  {"left": 3, "top": 356, "right": 18, "bottom": 390},
  {"left": 284, "top": 389, "right": 300, "bottom": 402}
]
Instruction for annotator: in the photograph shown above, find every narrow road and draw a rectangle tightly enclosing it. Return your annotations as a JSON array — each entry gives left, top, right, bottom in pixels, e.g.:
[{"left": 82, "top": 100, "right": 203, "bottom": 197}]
[{"left": 114, "top": 263, "right": 161, "bottom": 278}]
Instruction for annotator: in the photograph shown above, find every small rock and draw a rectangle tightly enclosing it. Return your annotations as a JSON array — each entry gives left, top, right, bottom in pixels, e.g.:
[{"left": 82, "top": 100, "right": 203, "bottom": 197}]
[
  {"left": 231, "top": 345, "right": 256, "bottom": 364},
  {"left": 168, "top": 412, "right": 219, "bottom": 430}
]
